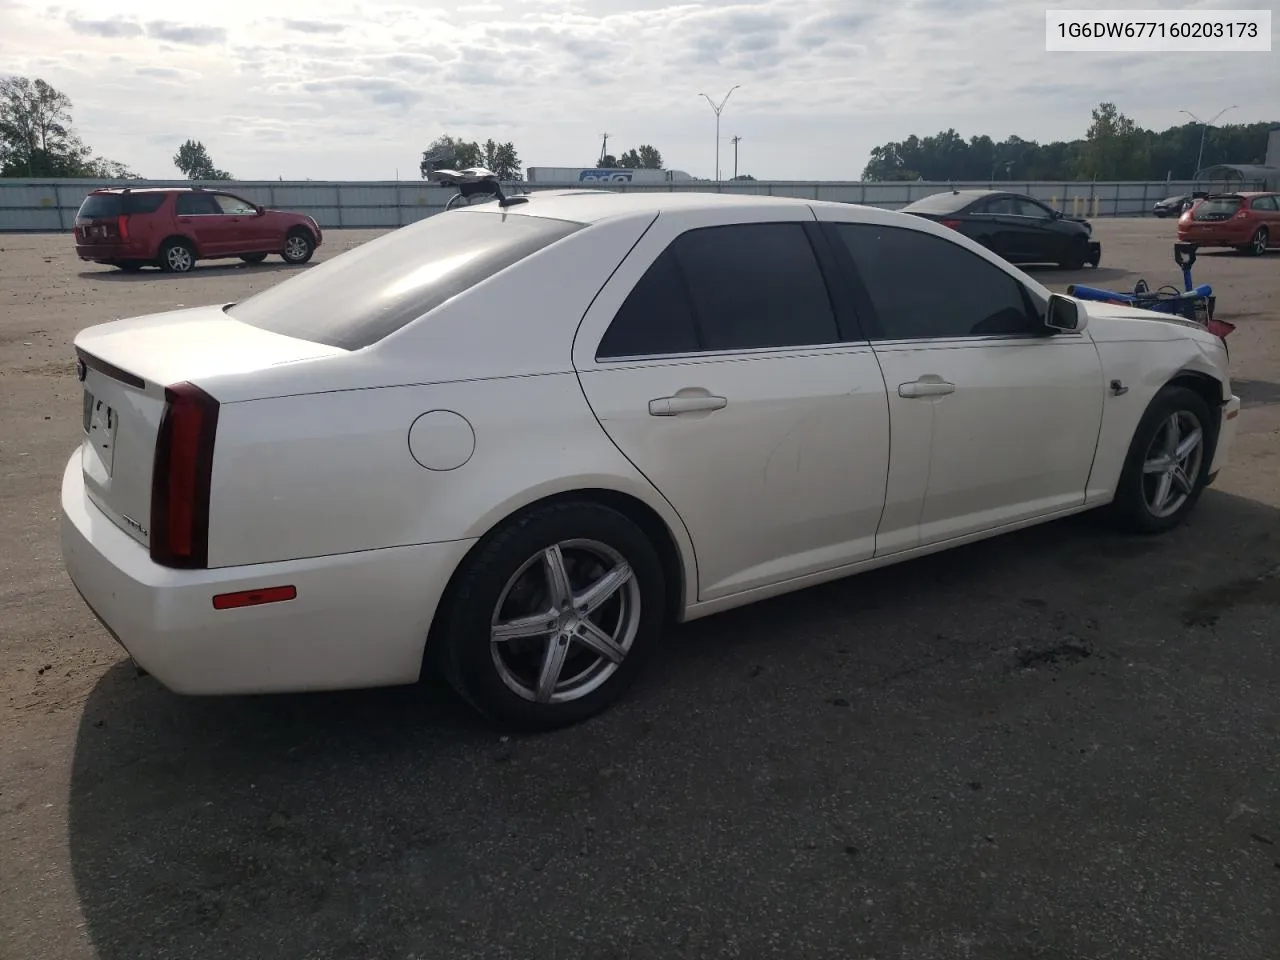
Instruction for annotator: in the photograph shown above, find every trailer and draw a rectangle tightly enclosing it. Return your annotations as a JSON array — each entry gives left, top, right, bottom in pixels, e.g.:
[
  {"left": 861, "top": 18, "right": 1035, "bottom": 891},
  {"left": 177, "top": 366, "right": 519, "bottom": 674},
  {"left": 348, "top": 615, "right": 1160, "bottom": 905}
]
[{"left": 525, "top": 167, "right": 694, "bottom": 185}]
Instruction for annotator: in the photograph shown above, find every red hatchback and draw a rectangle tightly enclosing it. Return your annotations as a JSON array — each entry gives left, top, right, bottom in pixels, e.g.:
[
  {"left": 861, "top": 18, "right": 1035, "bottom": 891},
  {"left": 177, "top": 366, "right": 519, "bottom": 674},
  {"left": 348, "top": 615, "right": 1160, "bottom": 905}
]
[
  {"left": 1176, "top": 191, "right": 1280, "bottom": 256},
  {"left": 73, "top": 187, "right": 323, "bottom": 273}
]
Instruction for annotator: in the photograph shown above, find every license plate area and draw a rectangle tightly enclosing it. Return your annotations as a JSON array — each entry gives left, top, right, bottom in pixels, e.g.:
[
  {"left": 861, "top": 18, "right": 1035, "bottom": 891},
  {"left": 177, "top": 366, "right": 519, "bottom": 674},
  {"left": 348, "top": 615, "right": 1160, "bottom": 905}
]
[{"left": 83, "top": 389, "right": 118, "bottom": 477}]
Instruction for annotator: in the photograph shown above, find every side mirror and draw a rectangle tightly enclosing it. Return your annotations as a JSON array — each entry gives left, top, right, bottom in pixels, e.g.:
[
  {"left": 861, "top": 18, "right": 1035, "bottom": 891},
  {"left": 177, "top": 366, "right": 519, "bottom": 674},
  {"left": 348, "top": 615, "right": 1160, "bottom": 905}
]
[
  {"left": 1051, "top": 209, "right": 1064, "bottom": 219},
  {"left": 1045, "top": 293, "right": 1087, "bottom": 333},
  {"left": 255, "top": 205, "right": 265, "bottom": 216}
]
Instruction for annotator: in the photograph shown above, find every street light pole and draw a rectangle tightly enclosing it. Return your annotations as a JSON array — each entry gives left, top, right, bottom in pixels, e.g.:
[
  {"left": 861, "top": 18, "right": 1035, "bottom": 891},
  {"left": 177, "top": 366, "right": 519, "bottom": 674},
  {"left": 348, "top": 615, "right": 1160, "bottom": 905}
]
[
  {"left": 1179, "top": 105, "right": 1238, "bottom": 177},
  {"left": 730, "top": 135, "right": 741, "bottom": 179},
  {"left": 699, "top": 85, "right": 740, "bottom": 181}
]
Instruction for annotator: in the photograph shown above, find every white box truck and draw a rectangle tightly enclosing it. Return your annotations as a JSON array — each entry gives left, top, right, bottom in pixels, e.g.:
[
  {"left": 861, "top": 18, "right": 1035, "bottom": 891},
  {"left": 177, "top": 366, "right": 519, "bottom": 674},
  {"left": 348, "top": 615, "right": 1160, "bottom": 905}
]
[{"left": 525, "top": 167, "right": 694, "bottom": 184}]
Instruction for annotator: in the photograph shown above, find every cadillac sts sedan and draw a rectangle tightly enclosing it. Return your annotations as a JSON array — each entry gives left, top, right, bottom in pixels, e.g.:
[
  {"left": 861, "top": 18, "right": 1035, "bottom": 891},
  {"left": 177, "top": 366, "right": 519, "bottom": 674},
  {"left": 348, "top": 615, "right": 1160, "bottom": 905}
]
[{"left": 61, "top": 192, "right": 1241, "bottom": 730}]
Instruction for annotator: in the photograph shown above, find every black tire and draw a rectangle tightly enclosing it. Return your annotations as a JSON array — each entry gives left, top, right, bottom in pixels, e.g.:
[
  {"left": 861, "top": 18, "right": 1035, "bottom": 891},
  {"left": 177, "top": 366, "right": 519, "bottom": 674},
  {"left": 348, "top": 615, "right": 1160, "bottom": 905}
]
[
  {"left": 1109, "top": 385, "right": 1218, "bottom": 535},
  {"left": 435, "top": 500, "right": 667, "bottom": 731},
  {"left": 281, "top": 229, "right": 315, "bottom": 265},
  {"left": 158, "top": 239, "right": 196, "bottom": 273},
  {"left": 240, "top": 253, "right": 268, "bottom": 264},
  {"left": 1246, "top": 227, "right": 1268, "bottom": 257}
]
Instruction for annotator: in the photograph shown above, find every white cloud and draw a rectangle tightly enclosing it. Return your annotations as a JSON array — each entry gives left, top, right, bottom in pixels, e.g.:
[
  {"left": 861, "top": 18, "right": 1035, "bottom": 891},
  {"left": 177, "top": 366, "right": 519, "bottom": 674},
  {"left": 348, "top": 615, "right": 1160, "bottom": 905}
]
[{"left": 0, "top": 0, "right": 1275, "bottom": 181}]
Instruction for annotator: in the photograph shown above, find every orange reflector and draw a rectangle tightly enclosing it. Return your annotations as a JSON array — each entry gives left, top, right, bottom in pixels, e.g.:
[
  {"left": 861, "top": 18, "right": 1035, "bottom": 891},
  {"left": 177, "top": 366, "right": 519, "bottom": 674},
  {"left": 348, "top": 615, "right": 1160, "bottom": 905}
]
[
  {"left": 212, "top": 585, "right": 297, "bottom": 610},
  {"left": 1226, "top": 408, "right": 1239, "bottom": 420}
]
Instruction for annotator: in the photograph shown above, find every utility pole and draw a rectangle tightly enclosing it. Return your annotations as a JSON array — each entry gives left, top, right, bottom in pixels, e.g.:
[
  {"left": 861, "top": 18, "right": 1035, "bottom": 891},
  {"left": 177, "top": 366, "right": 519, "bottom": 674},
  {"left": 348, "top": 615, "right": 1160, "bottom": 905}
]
[
  {"left": 599, "top": 133, "right": 610, "bottom": 166},
  {"left": 1179, "top": 105, "right": 1237, "bottom": 178},
  {"left": 730, "top": 135, "right": 741, "bottom": 179},
  {"left": 699, "top": 85, "right": 740, "bottom": 181}
]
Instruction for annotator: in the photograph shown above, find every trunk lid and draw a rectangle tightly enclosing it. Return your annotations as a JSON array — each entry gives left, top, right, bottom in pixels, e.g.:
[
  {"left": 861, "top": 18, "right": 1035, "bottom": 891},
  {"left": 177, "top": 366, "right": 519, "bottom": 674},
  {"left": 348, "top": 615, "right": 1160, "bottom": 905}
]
[
  {"left": 73, "top": 305, "right": 346, "bottom": 548},
  {"left": 74, "top": 193, "right": 127, "bottom": 243}
]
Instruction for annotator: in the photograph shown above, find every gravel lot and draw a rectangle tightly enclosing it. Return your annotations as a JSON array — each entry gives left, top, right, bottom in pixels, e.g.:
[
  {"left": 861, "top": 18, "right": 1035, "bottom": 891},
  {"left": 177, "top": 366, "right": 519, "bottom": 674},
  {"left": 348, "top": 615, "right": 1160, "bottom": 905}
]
[{"left": 2, "top": 221, "right": 1278, "bottom": 960}]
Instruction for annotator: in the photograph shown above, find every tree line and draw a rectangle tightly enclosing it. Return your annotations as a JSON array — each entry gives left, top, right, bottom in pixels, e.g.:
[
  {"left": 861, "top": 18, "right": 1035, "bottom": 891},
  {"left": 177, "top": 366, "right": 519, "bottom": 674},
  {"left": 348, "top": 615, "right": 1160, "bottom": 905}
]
[{"left": 862, "top": 101, "right": 1276, "bottom": 182}]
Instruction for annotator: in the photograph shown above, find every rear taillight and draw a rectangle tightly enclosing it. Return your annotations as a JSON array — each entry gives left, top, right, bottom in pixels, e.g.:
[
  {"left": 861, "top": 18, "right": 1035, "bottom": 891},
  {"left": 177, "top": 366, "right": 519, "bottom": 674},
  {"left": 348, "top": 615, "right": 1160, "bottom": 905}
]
[
  {"left": 150, "top": 382, "right": 219, "bottom": 569},
  {"left": 940, "top": 219, "right": 962, "bottom": 230},
  {"left": 1233, "top": 209, "right": 1249, "bottom": 219},
  {"left": 116, "top": 214, "right": 130, "bottom": 239}
]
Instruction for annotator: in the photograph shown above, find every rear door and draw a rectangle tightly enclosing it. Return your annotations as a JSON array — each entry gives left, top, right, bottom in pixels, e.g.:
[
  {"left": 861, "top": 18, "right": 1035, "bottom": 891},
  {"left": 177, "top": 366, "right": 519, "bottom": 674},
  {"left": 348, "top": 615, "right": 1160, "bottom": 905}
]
[
  {"left": 174, "top": 191, "right": 234, "bottom": 256},
  {"left": 572, "top": 209, "right": 891, "bottom": 603},
  {"left": 74, "top": 193, "right": 124, "bottom": 246}
]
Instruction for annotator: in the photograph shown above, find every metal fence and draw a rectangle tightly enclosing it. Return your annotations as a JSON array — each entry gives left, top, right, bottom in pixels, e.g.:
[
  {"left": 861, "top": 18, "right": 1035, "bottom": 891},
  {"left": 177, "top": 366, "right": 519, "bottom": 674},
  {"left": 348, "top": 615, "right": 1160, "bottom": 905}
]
[{"left": 0, "top": 177, "right": 1262, "bottom": 232}]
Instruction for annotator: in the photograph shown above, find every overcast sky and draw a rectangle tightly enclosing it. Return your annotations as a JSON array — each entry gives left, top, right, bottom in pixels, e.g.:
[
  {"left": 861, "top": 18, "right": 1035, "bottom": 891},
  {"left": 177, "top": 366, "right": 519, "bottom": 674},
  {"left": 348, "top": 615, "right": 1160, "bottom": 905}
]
[{"left": 1, "top": 0, "right": 1276, "bottom": 181}]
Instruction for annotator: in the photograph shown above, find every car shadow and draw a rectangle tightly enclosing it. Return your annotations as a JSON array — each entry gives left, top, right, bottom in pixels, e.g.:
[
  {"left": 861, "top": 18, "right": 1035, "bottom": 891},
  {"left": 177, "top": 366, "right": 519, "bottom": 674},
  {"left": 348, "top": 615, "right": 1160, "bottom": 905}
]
[
  {"left": 64, "top": 488, "right": 1280, "bottom": 959},
  {"left": 78, "top": 262, "right": 308, "bottom": 282},
  {"left": 1234, "top": 378, "right": 1280, "bottom": 410},
  {"left": 1023, "top": 265, "right": 1131, "bottom": 285}
]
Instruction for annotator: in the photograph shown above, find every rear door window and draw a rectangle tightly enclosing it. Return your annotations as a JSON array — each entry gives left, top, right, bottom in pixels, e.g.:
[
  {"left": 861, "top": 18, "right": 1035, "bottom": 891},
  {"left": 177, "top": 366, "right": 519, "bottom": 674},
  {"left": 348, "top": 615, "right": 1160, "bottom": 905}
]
[
  {"left": 226, "top": 210, "right": 582, "bottom": 349},
  {"left": 595, "top": 222, "right": 840, "bottom": 359},
  {"left": 176, "top": 192, "right": 220, "bottom": 215}
]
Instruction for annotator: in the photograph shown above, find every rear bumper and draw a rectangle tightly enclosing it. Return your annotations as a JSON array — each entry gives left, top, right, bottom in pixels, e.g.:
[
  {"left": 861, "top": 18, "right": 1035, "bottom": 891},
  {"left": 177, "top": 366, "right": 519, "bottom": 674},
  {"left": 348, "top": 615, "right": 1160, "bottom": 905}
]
[
  {"left": 1210, "top": 394, "right": 1242, "bottom": 477},
  {"left": 1176, "top": 226, "right": 1253, "bottom": 246},
  {"left": 60, "top": 454, "right": 475, "bottom": 695},
  {"left": 74, "top": 240, "right": 151, "bottom": 262}
]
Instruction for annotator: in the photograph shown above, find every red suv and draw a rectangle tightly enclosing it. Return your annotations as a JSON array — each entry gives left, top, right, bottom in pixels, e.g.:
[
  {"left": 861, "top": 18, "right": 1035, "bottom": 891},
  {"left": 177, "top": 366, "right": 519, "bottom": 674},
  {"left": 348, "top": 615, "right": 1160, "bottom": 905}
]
[
  {"left": 73, "top": 187, "right": 323, "bottom": 273},
  {"left": 1176, "top": 191, "right": 1280, "bottom": 256}
]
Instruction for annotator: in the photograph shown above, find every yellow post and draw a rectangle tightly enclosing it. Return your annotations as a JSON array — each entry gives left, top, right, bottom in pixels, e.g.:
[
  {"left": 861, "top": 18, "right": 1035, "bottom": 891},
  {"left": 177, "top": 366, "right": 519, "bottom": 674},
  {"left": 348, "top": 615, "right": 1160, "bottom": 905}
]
[
  {"left": 1050, "top": 196, "right": 1057, "bottom": 211},
  {"left": 1092, "top": 195, "right": 1100, "bottom": 217}
]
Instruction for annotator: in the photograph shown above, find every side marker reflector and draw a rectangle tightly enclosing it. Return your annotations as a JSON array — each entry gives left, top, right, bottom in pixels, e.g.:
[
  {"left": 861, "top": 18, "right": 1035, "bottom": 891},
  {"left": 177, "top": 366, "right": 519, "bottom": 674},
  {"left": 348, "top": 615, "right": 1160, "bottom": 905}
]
[{"left": 213, "top": 585, "right": 297, "bottom": 610}]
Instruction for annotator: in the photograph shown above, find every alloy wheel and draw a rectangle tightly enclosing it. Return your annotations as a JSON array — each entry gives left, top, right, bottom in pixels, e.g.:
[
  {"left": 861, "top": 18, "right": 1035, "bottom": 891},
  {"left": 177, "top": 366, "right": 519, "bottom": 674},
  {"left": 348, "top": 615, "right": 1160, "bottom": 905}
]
[
  {"left": 489, "top": 539, "right": 641, "bottom": 704},
  {"left": 166, "top": 245, "right": 193, "bottom": 272},
  {"left": 1141, "top": 410, "right": 1205, "bottom": 519},
  {"left": 285, "top": 235, "right": 310, "bottom": 261}
]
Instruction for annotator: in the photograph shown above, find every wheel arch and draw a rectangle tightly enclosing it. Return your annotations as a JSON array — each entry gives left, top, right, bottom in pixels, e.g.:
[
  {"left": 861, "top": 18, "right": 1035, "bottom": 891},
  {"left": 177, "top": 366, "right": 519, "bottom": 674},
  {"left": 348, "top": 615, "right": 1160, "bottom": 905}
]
[
  {"left": 159, "top": 233, "right": 200, "bottom": 257},
  {"left": 421, "top": 486, "right": 694, "bottom": 677}
]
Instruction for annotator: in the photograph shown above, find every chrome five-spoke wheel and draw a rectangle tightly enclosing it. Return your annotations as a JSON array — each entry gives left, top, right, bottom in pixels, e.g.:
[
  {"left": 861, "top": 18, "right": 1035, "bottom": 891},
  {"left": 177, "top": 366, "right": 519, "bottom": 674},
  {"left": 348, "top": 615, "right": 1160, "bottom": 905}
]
[
  {"left": 491, "top": 540, "right": 641, "bottom": 704},
  {"left": 1141, "top": 410, "right": 1204, "bottom": 519},
  {"left": 437, "top": 500, "right": 666, "bottom": 730}
]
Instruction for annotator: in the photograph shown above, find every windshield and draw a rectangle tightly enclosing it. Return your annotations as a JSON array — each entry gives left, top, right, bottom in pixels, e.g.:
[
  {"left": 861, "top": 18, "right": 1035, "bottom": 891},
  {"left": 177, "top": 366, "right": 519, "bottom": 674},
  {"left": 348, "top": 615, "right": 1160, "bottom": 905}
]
[
  {"left": 1192, "top": 197, "right": 1242, "bottom": 220},
  {"left": 226, "top": 210, "right": 583, "bottom": 350},
  {"left": 77, "top": 195, "right": 124, "bottom": 219}
]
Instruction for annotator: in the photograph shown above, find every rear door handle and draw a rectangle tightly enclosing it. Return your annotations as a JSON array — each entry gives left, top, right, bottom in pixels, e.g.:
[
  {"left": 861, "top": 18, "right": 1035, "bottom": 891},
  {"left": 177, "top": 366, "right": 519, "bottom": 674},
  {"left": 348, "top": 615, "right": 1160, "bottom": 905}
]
[
  {"left": 898, "top": 378, "right": 955, "bottom": 399},
  {"left": 649, "top": 394, "right": 728, "bottom": 416}
]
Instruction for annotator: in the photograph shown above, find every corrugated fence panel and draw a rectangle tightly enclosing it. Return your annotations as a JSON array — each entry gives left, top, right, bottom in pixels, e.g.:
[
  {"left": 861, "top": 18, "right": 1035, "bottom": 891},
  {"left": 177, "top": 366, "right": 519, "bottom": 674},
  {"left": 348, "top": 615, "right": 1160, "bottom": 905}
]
[{"left": 0, "top": 177, "right": 1262, "bottom": 232}]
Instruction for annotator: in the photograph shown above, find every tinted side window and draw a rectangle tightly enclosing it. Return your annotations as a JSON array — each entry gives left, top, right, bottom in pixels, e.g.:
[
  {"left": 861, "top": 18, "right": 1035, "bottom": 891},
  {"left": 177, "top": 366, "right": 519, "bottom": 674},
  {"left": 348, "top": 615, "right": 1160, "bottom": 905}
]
[
  {"left": 835, "top": 223, "right": 1036, "bottom": 340},
  {"left": 176, "top": 193, "right": 218, "bottom": 215},
  {"left": 596, "top": 222, "right": 840, "bottom": 358},
  {"left": 675, "top": 223, "right": 838, "bottom": 352},
  {"left": 596, "top": 249, "right": 699, "bottom": 359},
  {"left": 125, "top": 193, "right": 167, "bottom": 214}
]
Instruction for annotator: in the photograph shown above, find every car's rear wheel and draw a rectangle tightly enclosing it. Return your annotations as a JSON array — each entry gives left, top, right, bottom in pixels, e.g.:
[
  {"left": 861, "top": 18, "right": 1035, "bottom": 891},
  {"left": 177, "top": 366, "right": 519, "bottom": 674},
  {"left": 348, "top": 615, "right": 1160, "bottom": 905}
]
[
  {"left": 1109, "top": 385, "right": 1217, "bottom": 534},
  {"left": 435, "top": 500, "right": 666, "bottom": 731},
  {"left": 159, "top": 239, "right": 195, "bottom": 273},
  {"left": 240, "top": 253, "right": 268, "bottom": 264},
  {"left": 1246, "top": 227, "right": 1268, "bottom": 256},
  {"left": 281, "top": 230, "right": 315, "bottom": 265}
]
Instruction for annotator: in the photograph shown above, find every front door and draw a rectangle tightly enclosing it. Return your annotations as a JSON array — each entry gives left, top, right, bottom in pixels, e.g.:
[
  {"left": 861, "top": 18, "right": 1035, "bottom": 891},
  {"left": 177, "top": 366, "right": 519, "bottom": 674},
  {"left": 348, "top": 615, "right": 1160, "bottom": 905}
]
[
  {"left": 573, "top": 213, "right": 891, "bottom": 603},
  {"left": 817, "top": 215, "right": 1105, "bottom": 554}
]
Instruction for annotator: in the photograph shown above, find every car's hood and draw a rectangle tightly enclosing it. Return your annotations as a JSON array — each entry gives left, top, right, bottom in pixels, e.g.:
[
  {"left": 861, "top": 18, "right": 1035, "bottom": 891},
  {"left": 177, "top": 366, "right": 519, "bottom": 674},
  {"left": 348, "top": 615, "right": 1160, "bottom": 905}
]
[{"left": 1082, "top": 299, "right": 1215, "bottom": 342}]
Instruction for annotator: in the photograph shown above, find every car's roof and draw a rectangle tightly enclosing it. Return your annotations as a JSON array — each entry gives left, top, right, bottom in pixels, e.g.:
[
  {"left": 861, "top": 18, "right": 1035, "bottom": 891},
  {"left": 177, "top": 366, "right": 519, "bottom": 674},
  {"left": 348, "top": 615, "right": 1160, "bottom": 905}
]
[
  {"left": 460, "top": 189, "right": 822, "bottom": 225},
  {"left": 91, "top": 186, "right": 214, "bottom": 195}
]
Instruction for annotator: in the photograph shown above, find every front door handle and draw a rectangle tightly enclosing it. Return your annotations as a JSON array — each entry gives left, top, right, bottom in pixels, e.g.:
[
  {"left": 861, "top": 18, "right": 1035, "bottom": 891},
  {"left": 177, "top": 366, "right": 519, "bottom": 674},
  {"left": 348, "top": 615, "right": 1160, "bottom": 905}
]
[
  {"left": 649, "top": 394, "right": 728, "bottom": 416},
  {"left": 898, "top": 378, "right": 955, "bottom": 399}
]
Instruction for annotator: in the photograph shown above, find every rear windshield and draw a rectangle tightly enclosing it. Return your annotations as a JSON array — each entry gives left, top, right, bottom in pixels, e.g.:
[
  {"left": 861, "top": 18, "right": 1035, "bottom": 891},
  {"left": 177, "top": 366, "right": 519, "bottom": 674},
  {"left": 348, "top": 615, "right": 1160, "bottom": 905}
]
[
  {"left": 899, "top": 192, "right": 977, "bottom": 215},
  {"left": 1194, "top": 197, "right": 1242, "bottom": 218},
  {"left": 226, "top": 210, "right": 583, "bottom": 350},
  {"left": 77, "top": 194, "right": 123, "bottom": 218},
  {"left": 77, "top": 193, "right": 167, "bottom": 218}
]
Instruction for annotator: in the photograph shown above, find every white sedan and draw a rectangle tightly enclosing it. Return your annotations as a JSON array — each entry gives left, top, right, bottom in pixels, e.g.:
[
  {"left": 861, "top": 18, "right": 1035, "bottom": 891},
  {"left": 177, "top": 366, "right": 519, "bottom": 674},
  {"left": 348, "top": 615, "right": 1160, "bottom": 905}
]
[{"left": 61, "top": 191, "right": 1241, "bottom": 730}]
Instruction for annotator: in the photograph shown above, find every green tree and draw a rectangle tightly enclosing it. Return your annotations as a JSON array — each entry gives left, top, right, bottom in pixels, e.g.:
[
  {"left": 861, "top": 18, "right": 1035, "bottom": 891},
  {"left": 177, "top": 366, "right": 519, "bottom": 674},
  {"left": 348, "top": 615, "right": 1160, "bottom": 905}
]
[
  {"left": 173, "top": 139, "right": 232, "bottom": 180},
  {"left": 1076, "top": 101, "right": 1148, "bottom": 179},
  {"left": 0, "top": 76, "right": 135, "bottom": 177},
  {"left": 419, "top": 134, "right": 485, "bottom": 176},
  {"left": 613, "top": 145, "right": 664, "bottom": 170},
  {"left": 481, "top": 138, "right": 523, "bottom": 180}
]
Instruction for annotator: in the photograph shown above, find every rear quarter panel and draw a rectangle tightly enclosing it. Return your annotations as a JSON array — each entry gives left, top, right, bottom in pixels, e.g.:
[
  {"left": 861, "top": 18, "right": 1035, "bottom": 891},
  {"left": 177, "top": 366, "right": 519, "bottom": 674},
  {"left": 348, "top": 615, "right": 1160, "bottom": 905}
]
[{"left": 205, "top": 373, "right": 697, "bottom": 610}]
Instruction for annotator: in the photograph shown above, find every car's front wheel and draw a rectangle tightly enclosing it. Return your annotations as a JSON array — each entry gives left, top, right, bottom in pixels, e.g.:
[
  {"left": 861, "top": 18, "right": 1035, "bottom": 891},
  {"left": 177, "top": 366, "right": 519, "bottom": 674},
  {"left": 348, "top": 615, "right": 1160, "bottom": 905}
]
[
  {"left": 435, "top": 500, "right": 667, "bottom": 731},
  {"left": 1109, "top": 385, "right": 1217, "bottom": 534},
  {"left": 281, "top": 230, "right": 315, "bottom": 265}
]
